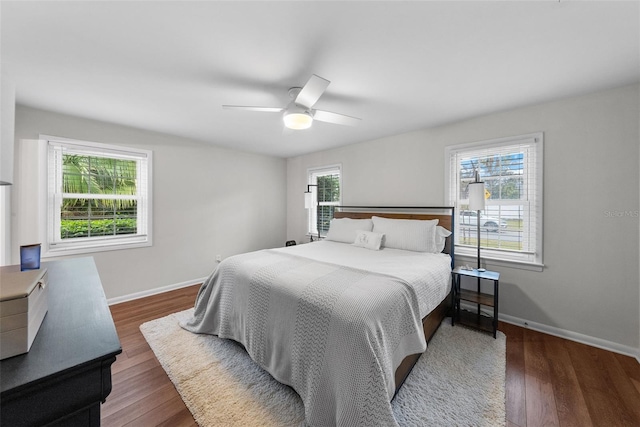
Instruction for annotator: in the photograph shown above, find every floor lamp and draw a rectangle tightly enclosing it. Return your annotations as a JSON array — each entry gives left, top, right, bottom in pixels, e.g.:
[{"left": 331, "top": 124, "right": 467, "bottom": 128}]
[
  {"left": 304, "top": 184, "right": 320, "bottom": 241},
  {"left": 468, "top": 175, "right": 485, "bottom": 272}
]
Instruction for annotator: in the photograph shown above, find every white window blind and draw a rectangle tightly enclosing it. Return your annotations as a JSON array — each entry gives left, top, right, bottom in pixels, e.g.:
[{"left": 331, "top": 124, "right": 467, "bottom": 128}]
[
  {"left": 446, "top": 133, "right": 543, "bottom": 266},
  {"left": 45, "top": 136, "right": 152, "bottom": 255},
  {"left": 308, "top": 165, "right": 341, "bottom": 237}
]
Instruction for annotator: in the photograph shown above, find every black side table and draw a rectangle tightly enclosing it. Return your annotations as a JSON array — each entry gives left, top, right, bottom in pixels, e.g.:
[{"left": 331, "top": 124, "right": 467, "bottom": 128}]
[{"left": 451, "top": 267, "right": 500, "bottom": 338}]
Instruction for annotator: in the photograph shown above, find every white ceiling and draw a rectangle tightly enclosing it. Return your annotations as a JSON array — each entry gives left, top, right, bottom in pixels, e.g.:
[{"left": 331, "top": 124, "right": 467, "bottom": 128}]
[{"left": 2, "top": 1, "right": 638, "bottom": 158}]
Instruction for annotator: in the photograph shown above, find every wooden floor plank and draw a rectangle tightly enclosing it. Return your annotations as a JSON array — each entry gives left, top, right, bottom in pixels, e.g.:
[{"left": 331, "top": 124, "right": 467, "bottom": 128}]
[
  {"left": 523, "top": 329, "right": 560, "bottom": 427},
  {"left": 156, "top": 408, "right": 200, "bottom": 427},
  {"left": 502, "top": 321, "right": 527, "bottom": 427},
  {"left": 542, "top": 334, "right": 593, "bottom": 427},
  {"left": 103, "top": 365, "right": 178, "bottom": 418},
  {"left": 100, "top": 284, "right": 640, "bottom": 427},
  {"left": 567, "top": 342, "right": 638, "bottom": 426},
  {"left": 111, "top": 356, "right": 161, "bottom": 386},
  {"left": 102, "top": 383, "right": 179, "bottom": 427},
  {"left": 601, "top": 352, "right": 640, "bottom": 424},
  {"left": 123, "top": 394, "right": 191, "bottom": 427},
  {"left": 615, "top": 353, "right": 640, "bottom": 397},
  {"left": 110, "top": 348, "right": 158, "bottom": 375},
  {"left": 102, "top": 285, "right": 200, "bottom": 425}
]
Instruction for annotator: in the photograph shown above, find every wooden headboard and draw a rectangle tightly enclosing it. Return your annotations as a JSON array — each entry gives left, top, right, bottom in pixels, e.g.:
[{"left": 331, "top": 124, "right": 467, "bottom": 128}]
[{"left": 332, "top": 207, "right": 455, "bottom": 264}]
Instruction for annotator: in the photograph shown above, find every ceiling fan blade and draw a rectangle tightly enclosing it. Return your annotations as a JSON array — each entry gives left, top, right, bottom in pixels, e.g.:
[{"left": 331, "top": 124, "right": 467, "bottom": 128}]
[
  {"left": 295, "top": 75, "right": 330, "bottom": 109},
  {"left": 313, "top": 110, "right": 361, "bottom": 127},
  {"left": 222, "top": 105, "right": 283, "bottom": 113}
]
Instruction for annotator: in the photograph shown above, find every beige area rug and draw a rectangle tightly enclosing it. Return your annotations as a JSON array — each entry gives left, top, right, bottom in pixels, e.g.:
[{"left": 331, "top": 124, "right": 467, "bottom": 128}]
[{"left": 141, "top": 309, "right": 506, "bottom": 426}]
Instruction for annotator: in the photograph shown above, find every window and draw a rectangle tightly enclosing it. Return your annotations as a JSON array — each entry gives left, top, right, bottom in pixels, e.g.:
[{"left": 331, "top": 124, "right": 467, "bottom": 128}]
[
  {"left": 307, "top": 165, "right": 341, "bottom": 237},
  {"left": 45, "top": 135, "right": 152, "bottom": 255},
  {"left": 446, "top": 133, "right": 543, "bottom": 267}
]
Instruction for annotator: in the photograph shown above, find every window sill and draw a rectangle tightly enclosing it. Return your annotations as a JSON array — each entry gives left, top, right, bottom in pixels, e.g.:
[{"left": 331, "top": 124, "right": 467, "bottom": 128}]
[
  {"left": 43, "top": 240, "right": 152, "bottom": 258},
  {"left": 455, "top": 253, "right": 544, "bottom": 272}
]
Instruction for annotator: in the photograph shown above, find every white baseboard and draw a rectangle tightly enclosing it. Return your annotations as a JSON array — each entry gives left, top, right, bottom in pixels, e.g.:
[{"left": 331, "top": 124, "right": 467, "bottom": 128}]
[
  {"left": 107, "top": 277, "right": 206, "bottom": 306},
  {"left": 499, "top": 313, "right": 640, "bottom": 362}
]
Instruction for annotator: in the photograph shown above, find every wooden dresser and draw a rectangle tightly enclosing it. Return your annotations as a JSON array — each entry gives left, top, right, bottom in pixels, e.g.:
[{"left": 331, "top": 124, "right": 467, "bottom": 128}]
[{"left": 1, "top": 257, "right": 122, "bottom": 426}]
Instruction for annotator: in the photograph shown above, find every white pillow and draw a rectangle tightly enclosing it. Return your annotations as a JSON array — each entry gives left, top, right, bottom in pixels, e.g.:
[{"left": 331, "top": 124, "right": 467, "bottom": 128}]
[
  {"left": 325, "top": 218, "right": 374, "bottom": 243},
  {"left": 371, "top": 216, "right": 439, "bottom": 252},
  {"left": 352, "top": 230, "right": 384, "bottom": 251},
  {"left": 435, "top": 226, "right": 452, "bottom": 253}
]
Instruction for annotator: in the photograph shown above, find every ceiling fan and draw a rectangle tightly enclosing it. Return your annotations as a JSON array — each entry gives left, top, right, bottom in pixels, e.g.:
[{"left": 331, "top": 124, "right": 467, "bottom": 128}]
[{"left": 223, "top": 74, "right": 361, "bottom": 130}]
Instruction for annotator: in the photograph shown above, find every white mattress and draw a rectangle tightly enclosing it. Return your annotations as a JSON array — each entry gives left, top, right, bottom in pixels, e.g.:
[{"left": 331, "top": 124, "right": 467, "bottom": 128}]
[{"left": 273, "top": 240, "right": 452, "bottom": 318}]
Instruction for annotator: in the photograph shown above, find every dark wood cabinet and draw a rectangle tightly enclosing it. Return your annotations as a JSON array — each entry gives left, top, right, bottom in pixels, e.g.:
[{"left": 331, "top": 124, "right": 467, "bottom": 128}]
[{"left": 1, "top": 257, "right": 121, "bottom": 426}]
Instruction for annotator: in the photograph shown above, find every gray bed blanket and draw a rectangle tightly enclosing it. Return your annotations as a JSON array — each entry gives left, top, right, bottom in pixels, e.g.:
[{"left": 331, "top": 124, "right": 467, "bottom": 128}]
[{"left": 182, "top": 249, "right": 427, "bottom": 426}]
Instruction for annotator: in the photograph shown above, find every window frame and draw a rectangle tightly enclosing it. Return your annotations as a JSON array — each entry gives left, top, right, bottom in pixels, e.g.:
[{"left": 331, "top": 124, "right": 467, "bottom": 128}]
[
  {"left": 445, "top": 133, "right": 543, "bottom": 270},
  {"left": 307, "top": 164, "right": 342, "bottom": 238},
  {"left": 43, "top": 135, "right": 153, "bottom": 257}
]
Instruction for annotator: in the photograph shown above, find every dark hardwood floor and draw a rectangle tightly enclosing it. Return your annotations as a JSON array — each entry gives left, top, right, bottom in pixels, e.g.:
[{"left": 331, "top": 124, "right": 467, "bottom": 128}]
[
  {"left": 102, "top": 285, "right": 640, "bottom": 426},
  {"left": 102, "top": 286, "right": 200, "bottom": 427}
]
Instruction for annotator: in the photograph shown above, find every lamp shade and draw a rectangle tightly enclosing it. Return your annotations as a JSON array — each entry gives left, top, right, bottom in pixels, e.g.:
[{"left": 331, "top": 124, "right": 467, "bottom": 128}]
[
  {"left": 304, "top": 191, "right": 313, "bottom": 209},
  {"left": 468, "top": 181, "right": 486, "bottom": 211}
]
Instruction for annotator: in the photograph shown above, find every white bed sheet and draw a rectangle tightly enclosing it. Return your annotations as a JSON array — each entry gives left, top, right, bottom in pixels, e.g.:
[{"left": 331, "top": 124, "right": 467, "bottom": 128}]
[{"left": 273, "top": 240, "right": 452, "bottom": 318}]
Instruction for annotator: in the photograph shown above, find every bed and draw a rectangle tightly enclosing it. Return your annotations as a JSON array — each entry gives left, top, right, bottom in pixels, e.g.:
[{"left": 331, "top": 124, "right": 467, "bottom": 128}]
[{"left": 182, "top": 207, "right": 454, "bottom": 426}]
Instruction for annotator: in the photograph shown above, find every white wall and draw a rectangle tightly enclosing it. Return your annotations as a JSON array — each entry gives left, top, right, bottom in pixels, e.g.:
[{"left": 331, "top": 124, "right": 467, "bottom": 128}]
[
  {"left": 0, "top": 186, "right": 9, "bottom": 265},
  {"left": 0, "top": 73, "right": 15, "bottom": 185},
  {"left": 13, "top": 106, "right": 287, "bottom": 300},
  {"left": 0, "top": 73, "right": 16, "bottom": 265},
  {"left": 287, "top": 84, "right": 640, "bottom": 355}
]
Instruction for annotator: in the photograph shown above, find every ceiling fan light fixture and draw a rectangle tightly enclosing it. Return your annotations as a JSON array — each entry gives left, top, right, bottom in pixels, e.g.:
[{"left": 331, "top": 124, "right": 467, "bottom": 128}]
[
  {"left": 283, "top": 111, "right": 313, "bottom": 130},
  {"left": 224, "top": 75, "right": 361, "bottom": 129}
]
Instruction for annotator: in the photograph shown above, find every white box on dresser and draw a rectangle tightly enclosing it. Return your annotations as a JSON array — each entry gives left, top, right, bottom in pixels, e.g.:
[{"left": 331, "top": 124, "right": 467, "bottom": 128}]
[{"left": 0, "top": 266, "right": 48, "bottom": 360}]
